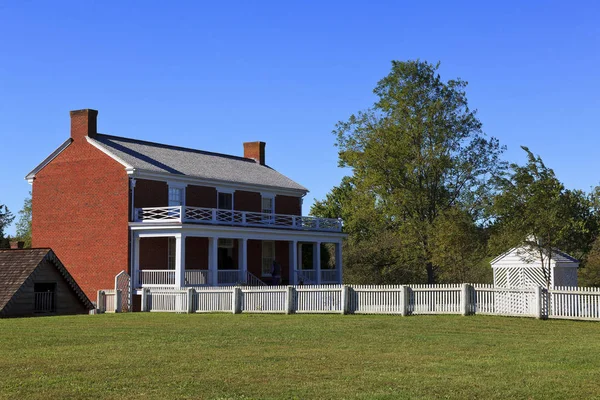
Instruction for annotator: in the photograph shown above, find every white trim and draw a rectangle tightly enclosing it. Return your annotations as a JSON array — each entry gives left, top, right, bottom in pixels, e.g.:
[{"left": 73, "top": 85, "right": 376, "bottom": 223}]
[
  {"left": 25, "top": 138, "right": 73, "bottom": 182},
  {"left": 86, "top": 136, "right": 134, "bottom": 169},
  {"left": 130, "top": 169, "right": 307, "bottom": 197},
  {"left": 168, "top": 181, "right": 188, "bottom": 189},
  {"left": 130, "top": 223, "right": 347, "bottom": 242},
  {"left": 215, "top": 186, "right": 236, "bottom": 194}
]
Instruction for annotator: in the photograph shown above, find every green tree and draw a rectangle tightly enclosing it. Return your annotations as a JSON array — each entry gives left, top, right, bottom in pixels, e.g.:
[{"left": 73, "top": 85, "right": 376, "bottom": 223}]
[
  {"left": 326, "top": 60, "right": 505, "bottom": 283},
  {"left": 15, "top": 192, "right": 32, "bottom": 248},
  {"left": 489, "top": 147, "right": 593, "bottom": 288},
  {"left": 0, "top": 203, "right": 15, "bottom": 248}
]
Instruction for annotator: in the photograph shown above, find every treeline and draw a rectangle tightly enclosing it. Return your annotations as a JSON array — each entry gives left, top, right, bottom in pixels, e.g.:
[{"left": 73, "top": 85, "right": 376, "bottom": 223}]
[{"left": 311, "top": 60, "right": 600, "bottom": 286}]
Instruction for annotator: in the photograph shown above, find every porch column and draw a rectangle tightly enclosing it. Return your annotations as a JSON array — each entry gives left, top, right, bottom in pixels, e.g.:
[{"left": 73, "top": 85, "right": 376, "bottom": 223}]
[
  {"left": 175, "top": 233, "right": 186, "bottom": 288},
  {"left": 132, "top": 232, "right": 141, "bottom": 289},
  {"left": 335, "top": 241, "right": 343, "bottom": 284},
  {"left": 298, "top": 242, "right": 303, "bottom": 270},
  {"left": 289, "top": 240, "right": 298, "bottom": 285},
  {"left": 314, "top": 242, "right": 322, "bottom": 285},
  {"left": 208, "top": 237, "right": 218, "bottom": 286},
  {"left": 238, "top": 238, "right": 248, "bottom": 283}
]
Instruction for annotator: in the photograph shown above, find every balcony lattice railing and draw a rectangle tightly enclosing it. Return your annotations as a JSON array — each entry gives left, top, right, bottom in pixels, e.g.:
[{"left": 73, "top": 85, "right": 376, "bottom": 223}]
[{"left": 134, "top": 206, "right": 342, "bottom": 232}]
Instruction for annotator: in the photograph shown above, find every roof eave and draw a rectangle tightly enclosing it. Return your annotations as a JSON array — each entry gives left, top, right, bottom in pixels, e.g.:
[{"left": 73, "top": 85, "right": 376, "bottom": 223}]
[{"left": 129, "top": 168, "right": 309, "bottom": 197}]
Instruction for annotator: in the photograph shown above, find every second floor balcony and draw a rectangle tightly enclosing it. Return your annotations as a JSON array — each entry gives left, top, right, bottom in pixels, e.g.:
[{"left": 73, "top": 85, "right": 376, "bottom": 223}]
[{"left": 134, "top": 206, "right": 343, "bottom": 232}]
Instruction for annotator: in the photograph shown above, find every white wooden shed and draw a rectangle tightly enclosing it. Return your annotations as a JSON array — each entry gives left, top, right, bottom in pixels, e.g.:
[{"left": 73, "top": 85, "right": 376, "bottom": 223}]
[{"left": 491, "top": 245, "right": 579, "bottom": 288}]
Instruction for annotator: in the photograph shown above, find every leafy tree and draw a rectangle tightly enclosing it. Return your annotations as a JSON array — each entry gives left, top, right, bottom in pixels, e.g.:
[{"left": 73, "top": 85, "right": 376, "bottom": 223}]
[
  {"left": 579, "top": 236, "right": 600, "bottom": 287},
  {"left": 326, "top": 60, "right": 505, "bottom": 283},
  {"left": 0, "top": 203, "right": 15, "bottom": 248},
  {"left": 15, "top": 192, "right": 32, "bottom": 248},
  {"left": 489, "top": 147, "right": 593, "bottom": 288},
  {"left": 430, "top": 207, "right": 491, "bottom": 283}
]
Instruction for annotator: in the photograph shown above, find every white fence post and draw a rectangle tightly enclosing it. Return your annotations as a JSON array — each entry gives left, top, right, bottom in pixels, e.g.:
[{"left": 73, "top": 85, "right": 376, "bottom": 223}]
[
  {"left": 401, "top": 286, "right": 411, "bottom": 316},
  {"left": 97, "top": 290, "right": 105, "bottom": 313},
  {"left": 114, "top": 289, "right": 122, "bottom": 313},
  {"left": 187, "top": 288, "right": 195, "bottom": 314},
  {"left": 233, "top": 287, "right": 242, "bottom": 314},
  {"left": 141, "top": 288, "right": 149, "bottom": 312},
  {"left": 534, "top": 286, "right": 548, "bottom": 319},
  {"left": 340, "top": 285, "right": 349, "bottom": 315},
  {"left": 285, "top": 286, "right": 295, "bottom": 314},
  {"left": 461, "top": 284, "right": 472, "bottom": 316}
]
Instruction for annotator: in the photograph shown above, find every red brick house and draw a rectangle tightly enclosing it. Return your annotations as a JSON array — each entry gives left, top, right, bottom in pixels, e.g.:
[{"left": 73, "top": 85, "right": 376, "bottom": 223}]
[{"left": 27, "top": 109, "right": 345, "bottom": 304}]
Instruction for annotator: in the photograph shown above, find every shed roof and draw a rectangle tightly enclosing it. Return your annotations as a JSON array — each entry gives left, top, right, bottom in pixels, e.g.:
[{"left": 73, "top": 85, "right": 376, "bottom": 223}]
[
  {"left": 88, "top": 134, "right": 308, "bottom": 193},
  {"left": 0, "top": 249, "right": 94, "bottom": 312},
  {"left": 490, "top": 245, "right": 579, "bottom": 266}
]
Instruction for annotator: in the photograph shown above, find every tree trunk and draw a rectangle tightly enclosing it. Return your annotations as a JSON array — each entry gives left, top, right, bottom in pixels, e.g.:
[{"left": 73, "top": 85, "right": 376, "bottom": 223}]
[{"left": 426, "top": 262, "right": 436, "bottom": 284}]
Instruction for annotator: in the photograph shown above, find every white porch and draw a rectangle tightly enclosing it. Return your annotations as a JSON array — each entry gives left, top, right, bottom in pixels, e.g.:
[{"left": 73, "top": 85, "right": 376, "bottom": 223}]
[{"left": 131, "top": 226, "right": 344, "bottom": 291}]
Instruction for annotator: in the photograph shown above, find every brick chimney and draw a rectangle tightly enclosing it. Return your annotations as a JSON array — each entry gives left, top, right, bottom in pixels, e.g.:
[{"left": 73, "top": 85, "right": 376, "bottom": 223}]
[
  {"left": 243, "top": 142, "right": 266, "bottom": 165},
  {"left": 70, "top": 109, "right": 98, "bottom": 141},
  {"left": 9, "top": 240, "right": 24, "bottom": 249}
]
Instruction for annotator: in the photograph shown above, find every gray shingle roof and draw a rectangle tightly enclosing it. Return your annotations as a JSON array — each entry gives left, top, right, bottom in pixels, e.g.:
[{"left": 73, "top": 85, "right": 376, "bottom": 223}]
[
  {"left": 0, "top": 249, "right": 94, "bottom": 312},
  {"left": 91, "top": 134, "right": 308, "bottom": 193}
]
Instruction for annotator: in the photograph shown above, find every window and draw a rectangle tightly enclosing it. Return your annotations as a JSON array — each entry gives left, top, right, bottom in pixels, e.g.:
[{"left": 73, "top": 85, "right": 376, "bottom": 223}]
[
  {"left": 168, "top": 237, "right": 176, "bottom": 270},
  {"left": 261, "top": 197, "right": 273, "bottom": 215},
  {"left": 169, "top": 187, "right": 183, "bottom": 207},
  {"left": 34, "top": 283, "right": 56, "bottom": 313},
  {"left": 262, "top": 241, "right": 275, "bottom": 277},
  {"left": 218, "top": 192, "right": 233, "bottom": 210}
]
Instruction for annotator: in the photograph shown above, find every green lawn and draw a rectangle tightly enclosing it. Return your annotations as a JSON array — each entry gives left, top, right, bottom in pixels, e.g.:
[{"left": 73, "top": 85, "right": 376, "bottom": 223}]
[{"left": 1, "top": 314, "right": 599, "bottom": 399}]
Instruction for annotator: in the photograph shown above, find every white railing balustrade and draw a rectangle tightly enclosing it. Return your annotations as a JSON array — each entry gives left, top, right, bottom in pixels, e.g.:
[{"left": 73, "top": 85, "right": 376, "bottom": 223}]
[
  {"left": 185, "top": 270, "right": 210, "bottom": 286},
  {"left": 34, "top": 292, "right": 55, "bottom": 313},
  {"left": 137, "top": 284, "right": 600, "bottom": 321},
  {"left": 138, "top": 270, "right": 176, "bottom": 286},
  {"left": 296, "top": 269, "right": 317, "bottom": 284},
  {"left": 320, "top": 269, "right": 338, "bottom": 283},
  {"left": 218, "top": 270, "right": 241, "bottom": 285},
  {"left": 136, "top": 206, "right": 182, "bottom": 222},
  {"left": 135, "top": 206, "right": 342, "bottom": 232}
]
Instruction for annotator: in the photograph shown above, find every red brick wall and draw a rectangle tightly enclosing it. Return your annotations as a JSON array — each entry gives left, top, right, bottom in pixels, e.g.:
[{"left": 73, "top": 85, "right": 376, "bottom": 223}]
[
  {"left": 186, "top": 237, "right": 208, "bottom": 269},
  {"left": 247, "top": 239, "right": 262, "bottom": 277},
  {"left": 186, "top": 185, "right": 217, "bottom": 208},
  {"left": 234, "top": 191, "right": 261, "bottom": 212},
  {"left": 134, "top": 179, "right": 168, "bottom": 208},
  {"left": 139, "top": 237, "right": 168, "bottom": 270},
  {"left": 275, "top": 195, "right": 302, "bottom": 216},
  {"left": 32, "top": 138, "right": 129, "bottom": 302}
]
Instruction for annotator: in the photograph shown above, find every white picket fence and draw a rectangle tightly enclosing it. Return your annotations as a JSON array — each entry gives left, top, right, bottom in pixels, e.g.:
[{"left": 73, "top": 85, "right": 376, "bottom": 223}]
[{"left": 133, "top": 284, "right": 600, "bottom": 321}]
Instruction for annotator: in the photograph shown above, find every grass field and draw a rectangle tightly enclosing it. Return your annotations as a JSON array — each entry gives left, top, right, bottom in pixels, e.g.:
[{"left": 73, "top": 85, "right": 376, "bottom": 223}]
[{"left": 1, "top": 313, "right": 599, "bottom": 399}]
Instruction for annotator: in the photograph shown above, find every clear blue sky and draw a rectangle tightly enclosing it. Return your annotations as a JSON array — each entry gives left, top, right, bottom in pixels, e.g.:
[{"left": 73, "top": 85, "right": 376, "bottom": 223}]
[{"left": 1, "top": 1, "right": 599, "bottom": 235}]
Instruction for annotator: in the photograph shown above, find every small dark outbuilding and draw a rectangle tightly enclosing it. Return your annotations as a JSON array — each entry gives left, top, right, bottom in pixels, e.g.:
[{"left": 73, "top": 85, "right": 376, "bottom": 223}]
[{"left": 0, "top": 248, "right": 94, "bottom": 317}]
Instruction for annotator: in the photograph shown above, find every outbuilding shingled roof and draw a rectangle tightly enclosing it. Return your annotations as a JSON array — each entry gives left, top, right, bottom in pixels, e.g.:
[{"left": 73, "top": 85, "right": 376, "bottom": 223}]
[
  {"left": 0, "top": 249, "right": 94, "bottom": 312},
  {"left": 89, "top": 134, "right": 309, "bottom": 193}
]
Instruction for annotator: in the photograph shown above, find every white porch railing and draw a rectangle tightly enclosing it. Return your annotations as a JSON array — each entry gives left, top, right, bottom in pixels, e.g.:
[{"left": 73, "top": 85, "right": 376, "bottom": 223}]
[
  {"left": 296, "top": 269, "right": 317, "bottom": 284},
  {"left": 321, "top": 269, "right": 338, "bottom": 283},
  {"left": 134, "top": 206, "right": 343, "bottom": 232},
  {"left": 138, "top": 269, "right": 267, "bottom": 287},
  {"left": 138, "top": 270, "right": 175, "bottom": 286},
  {"left": 218, "top": 270, "right": 241, "bottom": 285},
  {"left": 185, "top": 270, "right": 210, "bottom": 286}
]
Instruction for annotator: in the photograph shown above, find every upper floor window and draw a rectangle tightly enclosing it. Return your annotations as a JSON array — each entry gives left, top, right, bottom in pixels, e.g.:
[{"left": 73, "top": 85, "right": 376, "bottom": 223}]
[
  {"left": 218, "top": 192, "right": 233, "bottom": 210},
  {"left": 261, "top": 197, "right": 274, "bottom": 215},
  {"left": 169, "top": 187, "right": 184, "bottom": 207}
]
